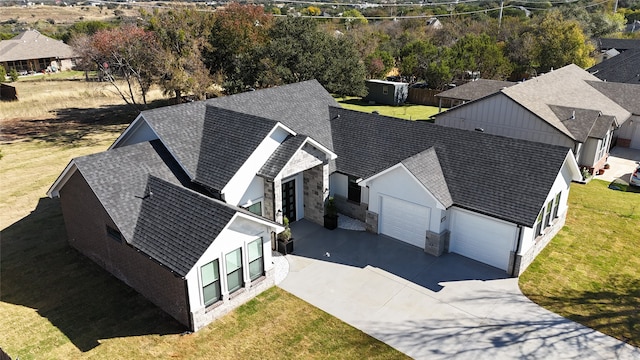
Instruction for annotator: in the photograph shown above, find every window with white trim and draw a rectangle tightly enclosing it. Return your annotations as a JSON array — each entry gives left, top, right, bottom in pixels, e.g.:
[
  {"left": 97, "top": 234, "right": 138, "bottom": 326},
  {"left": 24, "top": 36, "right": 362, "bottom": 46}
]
[
  {"left": 543, "top": 199, "right": 553, "bottom": 228},
  {"left": 535, "top": 210, "right": 543, "bottom": 237},
  {"left": 248, "top": 238, "right": 264, "bottom": 281},
  {"left": 201, "top": 259, "right": 221, "bottom": 306},
  {"left": 226, "top": 248, "right": 243, "bottom": 293},
  {"left": 552, "top": 192, "right": 561, "bottom": 219}
]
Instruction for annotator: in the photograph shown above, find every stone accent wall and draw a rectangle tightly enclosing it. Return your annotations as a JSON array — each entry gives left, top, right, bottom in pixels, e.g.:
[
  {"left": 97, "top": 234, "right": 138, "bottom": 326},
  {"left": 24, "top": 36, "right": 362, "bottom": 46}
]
[
  {"left": 191, "top": 268, "right": 275, "bottom": 331},
  {"left": 303, "top": 163, "right": 328, "bottom": 226},
  {"left": 365, "top": 211, "right": 379, "bottom": 233},
  {"left": 59, "top": 171, "right": 190, "bottom": 328},
  {"left": 424, "top": 230, "right": 450, "bottom": 257},
  {"left": 280, "top": 144, "right": 324, "bottom": 180},
  {"left": 509, "top": 211, "right": 567, "bottom": 276},
  {"left": 263, "top": 180, "right": 275, "bottom": 221},
  {"left": 333, "top": 194, "right": 367, "bottom": 222}
]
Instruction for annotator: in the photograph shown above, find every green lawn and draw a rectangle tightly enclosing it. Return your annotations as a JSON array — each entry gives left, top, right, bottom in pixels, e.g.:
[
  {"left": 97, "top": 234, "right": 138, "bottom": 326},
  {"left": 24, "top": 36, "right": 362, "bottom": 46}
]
[
  {"left": 0, "top": 112, "right": 407, "bottom": 360},
  {"left": 519, "top": 180, "right": 640, "bottom": 347},
  {"left": 336, "top": 97, "right": 439, "bottom": 121}
]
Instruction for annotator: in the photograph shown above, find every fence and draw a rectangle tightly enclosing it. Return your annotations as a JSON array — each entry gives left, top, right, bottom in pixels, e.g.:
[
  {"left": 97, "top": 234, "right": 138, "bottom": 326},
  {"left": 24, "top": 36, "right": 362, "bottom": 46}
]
[{"left": 406, "top": 88, "right": 440, "bottom": 106}]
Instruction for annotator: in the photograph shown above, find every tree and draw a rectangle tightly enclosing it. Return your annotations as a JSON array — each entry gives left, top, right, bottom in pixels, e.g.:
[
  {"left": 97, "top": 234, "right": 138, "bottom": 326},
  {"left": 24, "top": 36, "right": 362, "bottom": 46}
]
[
  {"left": 526, "top": 11, "right": 595, "bottom": 72},
  {"left": 62, "top": 20, "right": 112, "bottom": 43},
  {"left": 145, "top": 9, "right": 215, "bottom": 102},
  {"left": 9, "top": 69, "right": 19, "bottom": 82},
  {"left": 365, "top": 49, "right": 394, "bottom": 79},
  {"left": 205, "top": 3, "right": 274, "bottom": 84},
  {"left": 73, "top": 26, "right": 162, "bottom": 109},
  {"left": 0, "top": 65, "right": 6, "bottom": 82},
  {"left": 449, "top": 33, "right": 513, "bottom": 80},
  {"left": 342, "top": 9, "right": 368, "bottom": 29},
  {"left": 250, "top": 17, "right": 367, "bottom": 97}
]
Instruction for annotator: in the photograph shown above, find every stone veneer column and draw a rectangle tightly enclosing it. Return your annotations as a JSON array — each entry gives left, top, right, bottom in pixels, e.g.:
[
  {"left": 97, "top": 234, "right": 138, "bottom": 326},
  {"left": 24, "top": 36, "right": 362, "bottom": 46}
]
[
  {"left": 263, "top": 180, "right": 275, "bottom": 221},
  {"left": 302, "top": 163, "right": 327, "bottom": 226},
  {"left": 424, "top": 230, "right": 450, "bottom": 256}
]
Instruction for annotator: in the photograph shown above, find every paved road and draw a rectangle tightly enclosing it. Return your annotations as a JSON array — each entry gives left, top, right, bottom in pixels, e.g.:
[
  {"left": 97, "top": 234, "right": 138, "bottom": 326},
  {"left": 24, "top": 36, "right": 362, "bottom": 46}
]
[{"left": 279, "top": 221, "right": 640, "bottom": 359}]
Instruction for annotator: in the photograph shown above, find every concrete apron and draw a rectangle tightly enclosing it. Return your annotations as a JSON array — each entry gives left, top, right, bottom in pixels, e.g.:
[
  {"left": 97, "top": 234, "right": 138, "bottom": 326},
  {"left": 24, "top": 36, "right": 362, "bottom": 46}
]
[{"left": 278, "top": 220, "right": 640, "bottom": 360}]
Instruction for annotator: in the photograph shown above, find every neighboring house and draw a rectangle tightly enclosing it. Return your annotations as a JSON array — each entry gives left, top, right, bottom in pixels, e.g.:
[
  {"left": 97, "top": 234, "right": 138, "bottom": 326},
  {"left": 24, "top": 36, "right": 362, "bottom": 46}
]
[
  {"left": 426, "top": 17, "right": 443, "bottom": 29},
  {"left": 596, "top": 38, "right": 640, "bottom": 52},
  {"left": 49, "top": 80, "right": 581, "bottom": 332},
  {"left": 363, "top": 79, "right": 408, "bottom": 105},
  {"left": 0, "top": 30, "right": 75, "bottom": 73},
  {"left": 588, "top": 49, "right": 640, "bottom": 85},
  {"left": 588, "top": 81, "right": 640, "bottom": 149},
  {"left": 434, "top": 64, "right": 631, "bottom": 174},
  {"left": 435, "top": 79, "right": 515, "bottom": 112}
]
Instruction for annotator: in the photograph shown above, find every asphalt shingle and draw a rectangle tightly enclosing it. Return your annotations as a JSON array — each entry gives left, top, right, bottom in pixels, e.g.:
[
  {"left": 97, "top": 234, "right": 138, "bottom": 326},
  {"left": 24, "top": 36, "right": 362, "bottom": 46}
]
[
  {"left": 588, "top": 49, "right": 640, "bottom": 84},
  {"left": 132, "top": 175, "right": 237, "bottom": 276},
  {"left": 435, "top": 79, "right": 515, "bottom": 102},
  {"left": 258, "top": 135, "right": 308, "bottom": 180},
  {"left": 330, "top": 107, "right": 570, "bottom": 227}
]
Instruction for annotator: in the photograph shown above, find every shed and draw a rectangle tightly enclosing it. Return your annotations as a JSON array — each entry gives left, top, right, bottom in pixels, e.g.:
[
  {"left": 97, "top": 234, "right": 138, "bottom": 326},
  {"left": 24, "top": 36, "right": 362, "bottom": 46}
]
[{"left": 363, "top": 80, "right": 408, "bottom": 106}]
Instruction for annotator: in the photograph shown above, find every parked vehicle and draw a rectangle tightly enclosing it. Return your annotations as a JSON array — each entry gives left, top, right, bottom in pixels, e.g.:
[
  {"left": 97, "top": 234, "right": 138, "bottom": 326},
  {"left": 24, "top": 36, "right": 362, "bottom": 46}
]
[{"left": 630, "top": 163, "right": 640, "bottom": 187}]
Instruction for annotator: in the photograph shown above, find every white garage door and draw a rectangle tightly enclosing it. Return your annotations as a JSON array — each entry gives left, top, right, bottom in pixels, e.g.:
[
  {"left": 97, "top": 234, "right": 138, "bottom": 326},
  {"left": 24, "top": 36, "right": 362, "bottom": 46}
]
[
  {"left": 380, "top": 195, "right": 430, "bottom": 248},
  {"left": 449, "top": 208, "right": 516, "bottom": 271}
]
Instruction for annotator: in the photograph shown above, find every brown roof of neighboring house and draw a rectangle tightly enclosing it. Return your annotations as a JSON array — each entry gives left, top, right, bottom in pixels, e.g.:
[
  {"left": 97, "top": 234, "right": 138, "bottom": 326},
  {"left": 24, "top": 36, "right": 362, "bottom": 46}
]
[
  {"left": 0, "top": 30, "right": 75, "bottom": 63},
  {"left": 435, "top": 79, "right": 515, "bottom": 102}
]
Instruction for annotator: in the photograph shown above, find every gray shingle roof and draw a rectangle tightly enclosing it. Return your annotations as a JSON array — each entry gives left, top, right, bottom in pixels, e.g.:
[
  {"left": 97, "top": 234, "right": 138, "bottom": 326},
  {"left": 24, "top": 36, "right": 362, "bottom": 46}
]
[
  {"left": 330, "top": 107, "right": 570, "bottom": 227},
  {"left": 401, "top": 147, "right": 453, "bottom": 208},
  {"left": 500, "top": 64, "right": 631, "bottom": 139},
  {"left": 131, "top": 175, "right": 237, "bottom": 276},
  {"left": 138, "top": 80, "right": 340, "bottom": 188},
  {"left": 257, "top": 135, "right": 308, "bottom": 179},
  {"left": 550, "top": 106, "right": 612, "bottom": 142},
  {"left": 587, "top": 81, "right": 640, "bottom": 115},
  {"left": 597, "top": 38, "right": 640, "bottom": 51},
  {"left": 435, "top": 79, "right": 515, "bottom": 102},
  {"left": 0, "top": 30, "right": 75, "bottom": 62},
  {"left": 194, "top": 106, "right": 278, "bottom": 191},
  {"left": 587, "top": 49, "right": 640, "bottom": 85},
  {"left": 73, "top": 141, "right": 184, "bottom": 243}
]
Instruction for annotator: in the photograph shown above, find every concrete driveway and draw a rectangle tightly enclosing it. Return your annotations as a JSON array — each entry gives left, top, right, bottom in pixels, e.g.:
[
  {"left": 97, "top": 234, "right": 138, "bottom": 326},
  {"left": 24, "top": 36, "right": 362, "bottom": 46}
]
[
  {"left": 278, "top": 220, "right": 640, "bottom": 359},
  {"left": 595, "top": 146, "right": 640, "bottom": 183}
]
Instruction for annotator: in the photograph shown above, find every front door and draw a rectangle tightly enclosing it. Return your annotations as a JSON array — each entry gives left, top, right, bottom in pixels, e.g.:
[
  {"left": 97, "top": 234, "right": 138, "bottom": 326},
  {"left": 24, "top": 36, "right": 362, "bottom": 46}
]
[{"left": 281, "top": 179, "right": 296, "bottom": 222}]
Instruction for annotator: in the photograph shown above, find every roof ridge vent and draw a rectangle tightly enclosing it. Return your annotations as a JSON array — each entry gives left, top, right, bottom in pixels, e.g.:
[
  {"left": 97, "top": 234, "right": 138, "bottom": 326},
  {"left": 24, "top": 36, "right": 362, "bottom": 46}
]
[{"left": 570, "top": 110, "right": 575, "bottom": 120}]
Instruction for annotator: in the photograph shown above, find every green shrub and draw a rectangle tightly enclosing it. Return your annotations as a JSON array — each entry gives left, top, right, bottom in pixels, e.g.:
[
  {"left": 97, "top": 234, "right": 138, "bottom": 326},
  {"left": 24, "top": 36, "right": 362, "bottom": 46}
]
[
  {"left": 0, "top": 65, "right": 6, "bottom": 82},
  {"left": 9, "top": 69, "right": 19, "bottom": 82}
]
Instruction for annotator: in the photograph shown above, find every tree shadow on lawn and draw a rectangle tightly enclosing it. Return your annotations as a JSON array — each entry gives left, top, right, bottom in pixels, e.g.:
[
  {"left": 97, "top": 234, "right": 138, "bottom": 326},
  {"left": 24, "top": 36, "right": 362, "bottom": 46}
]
[
  {"left": 0, "top": 99, "right": 170, "bottom": 144},
  {"left": 0, "top": 197, "right": 184, "bottom": 352}
]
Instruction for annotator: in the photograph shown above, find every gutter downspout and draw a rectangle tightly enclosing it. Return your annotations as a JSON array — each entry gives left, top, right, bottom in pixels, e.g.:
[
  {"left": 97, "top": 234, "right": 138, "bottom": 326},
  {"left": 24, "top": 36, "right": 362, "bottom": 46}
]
[{"left": 511, "top": 225, "right": 524, "bottom": 277}]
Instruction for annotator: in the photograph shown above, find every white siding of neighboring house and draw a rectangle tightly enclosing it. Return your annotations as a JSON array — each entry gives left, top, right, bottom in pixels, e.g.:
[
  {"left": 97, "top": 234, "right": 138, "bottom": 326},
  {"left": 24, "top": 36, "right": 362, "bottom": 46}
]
[
  {"left": 222, "top": 126, "right": 291, "bottom": 205},
  {"left": 435, "top": 93, "right": 575, "bottom": 149},
  {"left": 365, "top": 166, "right": 445, "bottom": 234},
  {"left": 581, "top": 130, "right": 613, "bottom": 168},
  {"left": 111, "top": 117, "right": 159, "bottom": 148},
  {"left": 185, "top": 215, "right": 274, "bottom": 328},
  {"left": 617, "top": 115, "right": 640, "bottom": 150}
]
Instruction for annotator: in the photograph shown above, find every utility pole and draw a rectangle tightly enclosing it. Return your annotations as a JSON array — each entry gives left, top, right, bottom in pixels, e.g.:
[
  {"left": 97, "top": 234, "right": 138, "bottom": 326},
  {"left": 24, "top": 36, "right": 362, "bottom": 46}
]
[
  {"left": 498, "top": 0, "right": 504, "bottom": 28},
  {"left": 614, "top": 0, "right": 618, "bottom": 13}
]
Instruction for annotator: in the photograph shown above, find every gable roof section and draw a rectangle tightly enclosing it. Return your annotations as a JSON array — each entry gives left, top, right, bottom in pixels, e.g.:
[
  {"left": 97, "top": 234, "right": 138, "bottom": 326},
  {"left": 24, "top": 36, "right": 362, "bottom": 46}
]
[
  {"left": 587, "top": 49, "right": 640, "bottom": 84},
  {"left": 550, "top": 106, "right": 613, "bottom": 142},
  {"left": 0, "top": 30, "right": 75, "bottom": 62},
  {"left": 258, "top": 135, "right": 308, "bottom": 179},
  {"left": 330, "top": 107, "right": 571, "bottom": 227},
  {"left": 401, "top": 147, "right": 453, "bottom": 208},
  {"left": 137, "top": 80, "right": 337, "bottom": 152},
  {"left": 500, "top": 64, "right": 631, "bottom": 139},
  {"left": 435, "top": 79, "right": 515, "bottom": 102},
  {"left": 195, "top": 106, "right": 278, "bottom": 191},
  {"left": 72, "top": 140, "right": 185, "bottom": 242},
  {"left": 587, "top": 81, "right": 640, "bottom": 115},
  {"left": 131, "top": 175, "right": 237, "bottom": 276}
]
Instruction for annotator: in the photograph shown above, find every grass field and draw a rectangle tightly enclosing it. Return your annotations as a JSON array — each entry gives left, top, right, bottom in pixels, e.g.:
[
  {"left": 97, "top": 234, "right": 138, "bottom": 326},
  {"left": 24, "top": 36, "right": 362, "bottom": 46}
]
[
  {"left": 0, "top": 4, "right": 139, "bottom": 26},
  {"left": 336, "top": 97, "right": 439, "bottom": 121},
  {"left": 519, "top": 180, "right": 640, "bottom": 347},
  {"left": 0, "top": 76, "right": 409, "bottom": 359}
]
